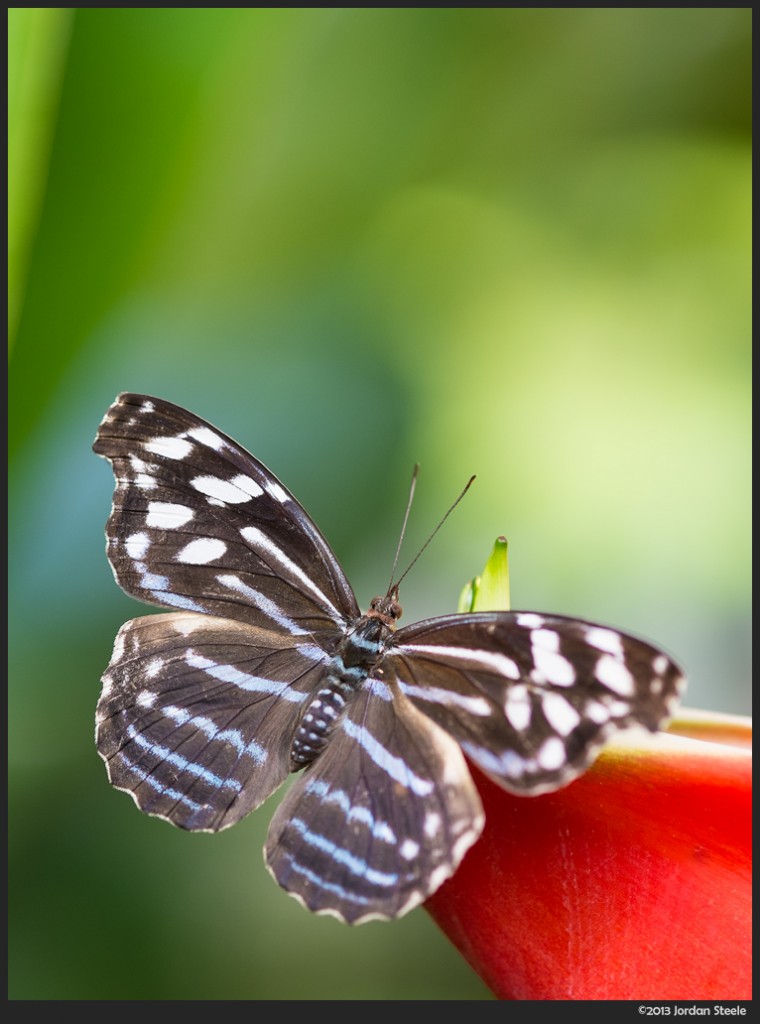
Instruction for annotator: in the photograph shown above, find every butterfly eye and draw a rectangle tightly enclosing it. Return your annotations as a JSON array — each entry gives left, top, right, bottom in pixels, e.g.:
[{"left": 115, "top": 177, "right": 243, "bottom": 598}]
[{"left": 390, "top": 601, "right": 403, "bottom": 620}]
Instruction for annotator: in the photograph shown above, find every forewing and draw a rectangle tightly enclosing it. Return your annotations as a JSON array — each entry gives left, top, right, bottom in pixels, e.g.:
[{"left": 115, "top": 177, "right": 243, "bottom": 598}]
[
  {"left": 390, "top": 611, "right": 686, "bottom": 795},
  {"left": 97, "top": 612, "right": 331, "bottom": 831},
  {"left": 265, "top": 676, "right": 484, "bottom": 924},
  {"left": 93, "top": 393, "right": 358, "bottom": 644}
]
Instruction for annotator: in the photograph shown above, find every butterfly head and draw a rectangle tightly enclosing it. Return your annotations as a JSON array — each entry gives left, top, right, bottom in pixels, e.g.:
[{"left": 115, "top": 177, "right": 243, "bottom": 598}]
[{"left": 366, "top": 588, "right": 403, "bottom": 629}]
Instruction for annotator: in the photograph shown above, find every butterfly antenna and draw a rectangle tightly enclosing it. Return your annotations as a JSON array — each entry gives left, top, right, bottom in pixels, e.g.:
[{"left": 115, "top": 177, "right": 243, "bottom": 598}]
[
  {"left": 388, "top": 463, "right": 420, "bottom": 592},
  {"left": 390, "top": 473, "right": 476, "bottom": 594}
]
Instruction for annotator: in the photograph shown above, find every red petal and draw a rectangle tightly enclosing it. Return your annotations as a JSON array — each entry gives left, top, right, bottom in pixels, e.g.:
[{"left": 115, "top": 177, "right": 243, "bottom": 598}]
[{"left": 427, "top": 714, "right": 752, "bottom": 1000}]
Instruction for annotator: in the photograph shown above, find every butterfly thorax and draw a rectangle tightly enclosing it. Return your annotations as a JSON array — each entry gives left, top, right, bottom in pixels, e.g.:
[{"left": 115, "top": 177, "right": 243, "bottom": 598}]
[{"left": 289, "top": 595, "right": 399, "bottom": 771}]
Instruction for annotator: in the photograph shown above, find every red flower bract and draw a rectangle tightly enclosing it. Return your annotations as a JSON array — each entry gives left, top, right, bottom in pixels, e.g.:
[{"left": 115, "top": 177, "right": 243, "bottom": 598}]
[{"left": 426, "top": 710, "right": 751, "bottom": 1001}]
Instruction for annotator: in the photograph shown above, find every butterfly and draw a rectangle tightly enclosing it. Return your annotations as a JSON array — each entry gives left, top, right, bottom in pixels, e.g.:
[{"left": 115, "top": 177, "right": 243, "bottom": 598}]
[{"left": 93, "top": 393, "right": 685, "bottom": 924}]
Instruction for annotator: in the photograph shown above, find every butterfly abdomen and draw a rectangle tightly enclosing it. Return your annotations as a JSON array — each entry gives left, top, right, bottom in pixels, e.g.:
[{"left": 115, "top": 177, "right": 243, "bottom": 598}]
[
  {"left": 289, "top": 617, "right": 389, "bottom": 770},
  {"left": 289, "top": 673, "right": 359, "bottom": 769}
]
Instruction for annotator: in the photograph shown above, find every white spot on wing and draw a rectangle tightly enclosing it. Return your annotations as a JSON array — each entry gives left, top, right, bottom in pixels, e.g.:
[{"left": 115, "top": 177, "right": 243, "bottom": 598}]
[
  {"left": 125, "top": 532, "right": 150, "bottom": 559},
  {"left": 424, "top": 812, "right": 442, "bottom": 837},
  {"left": 537, "top": 736, "right": 567, "bottom": 771},
  {"left": 603, "top": 697, "right": 631, "bottom": 717},
  {"left": 400, "top": 839, "right": 420, "bottom": 860},
  {"left": 652, "top": 654, "right": 668, "bottom": 675},
  {"left": 266, "top": 481, "right": 290, "bottom": 503},
  {"left": 144, "top": 435, "right": 193, "bottom": 460},
  {"left": 516, "top": 613, "right": 545, "bottom": 628},
  {"left": 584, "top": 699, "right": 610, "bottom": 724},
  {"left": 128, "top": 455, "right": 156, "bottom": 489},
  {"left": 146, "top": 502, "right": 194, "bottom": 529},
  {"left": 541, "top": 692, "right": 581, "bottom": 736},
  {"left": 531, "top": 628, "right": 560, "bottom": 652},
  {"left": 177, "top": 537, "right": 227, "bottom": 565},
  {"left": 531, "top": 647, "right": 576, "bottom": 686},
  {"left": 145, "top": 658, "right": 164, "bottom": 680},
  {"left": 187, "top": 426, "right": 226, "bottom": 451},
  {"left": 191, "top": 475, "right": 256, "bottom": 504},
  {"left": 585, "top": 627, "right": 624, "bottom": 657},
  {"left": 230, "top": 474, "right": 263, "bottom": 497},
  {"left": 595, "top": 654, "right": 635, "bottom": 696},
  {"left": 137, "top": 567, "right": 169, "bottom": 590},
  {"left": 504, "top": 684, "right": 531, "bottom": 731}
]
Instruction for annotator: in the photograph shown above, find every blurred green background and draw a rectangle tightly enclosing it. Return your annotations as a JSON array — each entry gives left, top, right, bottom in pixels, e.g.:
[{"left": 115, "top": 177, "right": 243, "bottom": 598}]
[{"left": 8, "top": 8, "right": 750, "bottom": 1001}]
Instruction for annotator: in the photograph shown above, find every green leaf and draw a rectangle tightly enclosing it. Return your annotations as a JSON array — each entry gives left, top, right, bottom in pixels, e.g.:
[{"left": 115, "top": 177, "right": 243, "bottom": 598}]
[{"left": 459, "top": 536, "right": 510, "bottom": 613}]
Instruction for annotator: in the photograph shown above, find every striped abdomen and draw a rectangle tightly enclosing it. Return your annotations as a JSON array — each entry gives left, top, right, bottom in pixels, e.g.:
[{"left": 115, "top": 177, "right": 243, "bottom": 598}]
[
  {"left": 289, "top": 617, "right": 389, "bottom": 770},
  {"left": 289, "top": 673, "right": 359, "bottom": 769}
]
